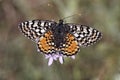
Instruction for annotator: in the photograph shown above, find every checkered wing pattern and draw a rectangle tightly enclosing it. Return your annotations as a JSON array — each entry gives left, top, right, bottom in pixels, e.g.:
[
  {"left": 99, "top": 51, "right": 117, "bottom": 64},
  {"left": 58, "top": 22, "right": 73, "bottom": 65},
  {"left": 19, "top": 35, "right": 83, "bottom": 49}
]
[
  {"left": 66, "top": 24, "right": 102, "bottom": 47},
  {"left": 61, "top": 33, "right": 79, "bottom": 56},
  {"left": 37, "top": 31, "right": 55, "bottom": 54},
  {"left": 18, "top": 20, "right": 56, "bottom": 42}
]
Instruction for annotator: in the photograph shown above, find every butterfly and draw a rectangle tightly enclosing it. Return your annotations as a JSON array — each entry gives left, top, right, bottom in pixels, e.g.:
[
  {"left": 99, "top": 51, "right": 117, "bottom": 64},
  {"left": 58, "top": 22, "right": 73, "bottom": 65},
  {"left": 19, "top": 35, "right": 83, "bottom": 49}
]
[{"left": 18, "top": 19, "right": 102, "bottom": 65}]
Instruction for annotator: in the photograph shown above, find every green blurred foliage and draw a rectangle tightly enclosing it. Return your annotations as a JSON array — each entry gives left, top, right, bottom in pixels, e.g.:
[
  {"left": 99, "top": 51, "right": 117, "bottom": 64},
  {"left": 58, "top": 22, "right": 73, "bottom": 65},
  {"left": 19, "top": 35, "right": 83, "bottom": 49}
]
[{"left": 0, "top": 0, "right": 120, "bottom": 80}]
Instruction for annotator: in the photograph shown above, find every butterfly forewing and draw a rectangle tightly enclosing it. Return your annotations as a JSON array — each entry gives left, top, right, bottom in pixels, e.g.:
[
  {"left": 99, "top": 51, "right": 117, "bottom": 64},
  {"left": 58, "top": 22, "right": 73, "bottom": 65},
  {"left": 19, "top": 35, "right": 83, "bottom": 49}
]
[
  {"left": 18, "top": 20, "right": 56, "bottom": 42},
  {"left": 66, "top": 23, "right": 102, "bottom": 47}
]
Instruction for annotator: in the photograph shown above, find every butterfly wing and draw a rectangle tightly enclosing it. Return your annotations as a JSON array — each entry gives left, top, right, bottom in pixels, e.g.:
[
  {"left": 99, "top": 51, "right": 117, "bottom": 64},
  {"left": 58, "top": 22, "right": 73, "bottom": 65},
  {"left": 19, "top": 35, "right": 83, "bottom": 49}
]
[
  {"left": 61, "top": 33, "right": 79, "bottom": 56},
  {"left": 18, "top": 20, "right": 56, "bottom": 42},
  {"left": 65, "top": 23, "right": 102, "bottom": 47},
  {"left": 37, "top": 31, "right": 56, "bottom": 54}
]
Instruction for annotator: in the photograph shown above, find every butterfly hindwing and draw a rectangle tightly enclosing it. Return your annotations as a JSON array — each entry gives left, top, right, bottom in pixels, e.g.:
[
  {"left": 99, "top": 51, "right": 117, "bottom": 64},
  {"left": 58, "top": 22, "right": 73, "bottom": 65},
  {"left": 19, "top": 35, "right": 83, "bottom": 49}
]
[
  {"left": 66, "top": 23, "right": 102, "bottom": 47},
  {"left": 18, "top": 20, "right": 56, "bottom": 42},
  {"left": 61, "top": 33, "right": 79, "bottom": 56},
  {"left": 37, "top": 31, "right": 55, "bottom": 54}
]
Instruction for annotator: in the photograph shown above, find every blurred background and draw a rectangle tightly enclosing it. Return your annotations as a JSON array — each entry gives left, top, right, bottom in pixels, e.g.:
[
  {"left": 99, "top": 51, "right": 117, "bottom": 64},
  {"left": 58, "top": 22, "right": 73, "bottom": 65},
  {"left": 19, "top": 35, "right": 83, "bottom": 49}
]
[{"left": 0, "top": 0, "right": 120, "bottom": 80}]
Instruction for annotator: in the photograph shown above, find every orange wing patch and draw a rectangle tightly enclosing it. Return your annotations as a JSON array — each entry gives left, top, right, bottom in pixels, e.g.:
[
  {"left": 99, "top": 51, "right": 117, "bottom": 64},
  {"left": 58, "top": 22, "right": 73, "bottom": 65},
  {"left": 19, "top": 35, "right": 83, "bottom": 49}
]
[
  {"left": 37, "top": 31, "right": 54, "bottom": 54},
  {"left": 61, "top": 33, "right": 79, "bottom": 56},
  {"left": 38, "top": 31, "right": 79, "bottom": 56}
]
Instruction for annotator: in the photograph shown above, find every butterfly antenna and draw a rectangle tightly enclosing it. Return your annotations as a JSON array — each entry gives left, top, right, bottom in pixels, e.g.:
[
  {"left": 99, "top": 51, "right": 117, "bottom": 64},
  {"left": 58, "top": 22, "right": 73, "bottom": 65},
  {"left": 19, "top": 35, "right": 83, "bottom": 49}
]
[{"left": 62, "top": 13, "right": 81, "bottom": 20}]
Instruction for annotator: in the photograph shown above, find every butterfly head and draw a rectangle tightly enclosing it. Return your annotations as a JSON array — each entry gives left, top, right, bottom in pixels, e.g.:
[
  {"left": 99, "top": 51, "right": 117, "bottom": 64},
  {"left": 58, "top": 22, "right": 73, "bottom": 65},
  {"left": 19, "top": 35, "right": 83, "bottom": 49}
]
[{"left": 59, "top": 19, "right": 64, "bottom": 24}]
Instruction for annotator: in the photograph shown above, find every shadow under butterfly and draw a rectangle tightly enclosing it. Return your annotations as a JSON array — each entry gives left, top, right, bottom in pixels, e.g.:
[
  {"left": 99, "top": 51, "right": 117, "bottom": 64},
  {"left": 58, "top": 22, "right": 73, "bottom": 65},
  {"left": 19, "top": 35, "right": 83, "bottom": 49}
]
[{"left": 18, "top": 19, "right": 102, "bottom": 66}]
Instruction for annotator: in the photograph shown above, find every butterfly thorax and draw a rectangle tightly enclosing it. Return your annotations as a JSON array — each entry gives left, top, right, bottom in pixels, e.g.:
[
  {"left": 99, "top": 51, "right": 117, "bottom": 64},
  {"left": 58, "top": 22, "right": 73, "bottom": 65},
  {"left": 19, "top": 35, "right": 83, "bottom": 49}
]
[{"left": 52, "top": 20, "right": 69, "bottom": 48}]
